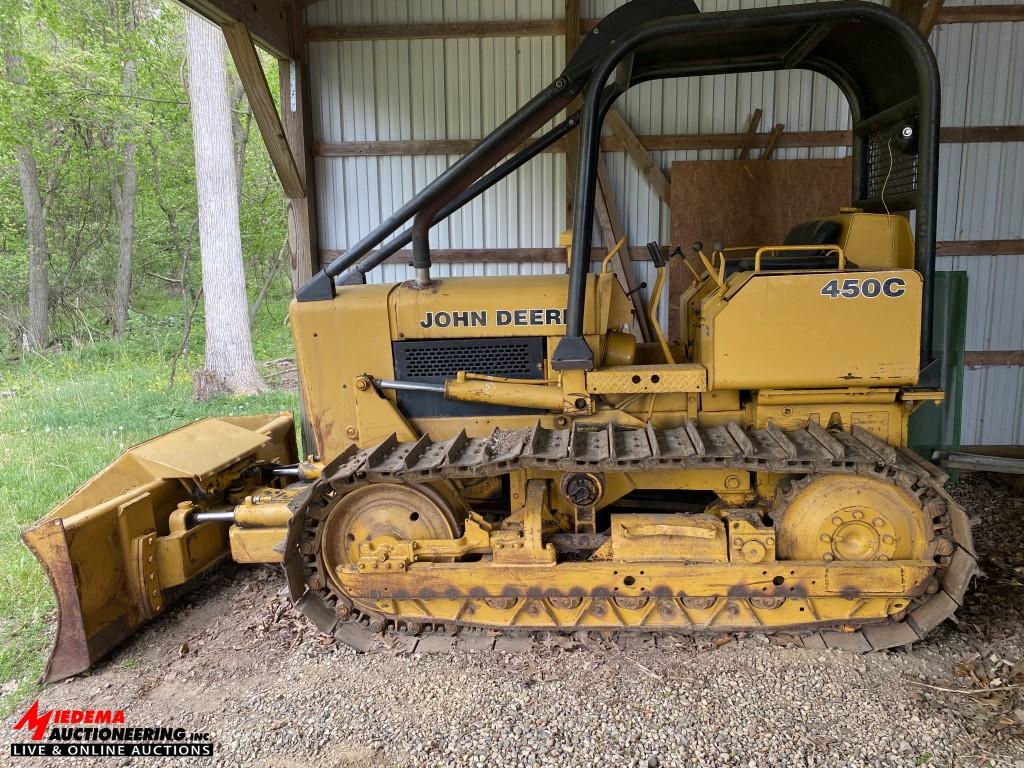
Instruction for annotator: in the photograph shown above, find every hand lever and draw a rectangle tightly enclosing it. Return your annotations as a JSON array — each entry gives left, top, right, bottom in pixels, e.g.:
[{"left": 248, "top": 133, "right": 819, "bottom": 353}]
[{"left": 646, "top": 241, "right": 665, "bottom": 268}]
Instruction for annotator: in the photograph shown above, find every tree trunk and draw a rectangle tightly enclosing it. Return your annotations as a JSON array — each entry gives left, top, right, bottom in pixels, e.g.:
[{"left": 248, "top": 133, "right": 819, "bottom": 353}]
[
  {"left": 112, "top": 136, "right": 136, "bottom": 338},
  {"left": 5, "top": 51, "right": 49, "bottom": 350},
  {"left": 184, "top": 12, "right": 265, "bottom": 398},
  {"left": 15, "top": 145, "right": 49, "bottom": 350},
  {"left": 111, "top": 5, "right": 138, "bottom": 339},
  {"left": 231, "top": 76, "right": 251, "bottom": 209}
]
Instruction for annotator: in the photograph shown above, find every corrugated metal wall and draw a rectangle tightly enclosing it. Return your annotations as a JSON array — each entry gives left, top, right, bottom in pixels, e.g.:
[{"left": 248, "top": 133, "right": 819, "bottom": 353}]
[
  {"left": 931, "top": 13, "right": 1024, "bottom": 445},
  {"left": 304, "top": 0, "right": 1024, "bottom": 445}
]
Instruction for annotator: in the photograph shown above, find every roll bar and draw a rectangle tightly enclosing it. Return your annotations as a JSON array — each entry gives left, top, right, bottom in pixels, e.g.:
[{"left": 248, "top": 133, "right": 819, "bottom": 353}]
[{"left": 298, "top": 0, "right": 940, "bottom": 381}]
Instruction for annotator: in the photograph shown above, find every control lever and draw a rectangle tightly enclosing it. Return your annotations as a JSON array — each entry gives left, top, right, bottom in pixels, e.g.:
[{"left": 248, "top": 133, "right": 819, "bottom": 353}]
[
  {"left": 644, "top": 242, "right": 675, "bottom": 365},
  {"left": 625, "top": 282, "right": 648, "bottom": 297},
  {"left": 646, "top": 241, "right": 666, "bottom": 268}
]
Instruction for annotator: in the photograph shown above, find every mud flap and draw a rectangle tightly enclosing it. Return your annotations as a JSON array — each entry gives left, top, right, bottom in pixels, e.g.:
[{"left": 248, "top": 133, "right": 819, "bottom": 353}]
[{"left": 23, "top": 413, "right": 298, "bottom": 682}]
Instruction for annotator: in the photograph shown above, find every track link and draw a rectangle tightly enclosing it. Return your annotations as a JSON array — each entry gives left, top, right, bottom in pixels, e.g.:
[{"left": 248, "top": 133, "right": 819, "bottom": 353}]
[{"left": 284, "top": 419, "right": 976, "bottom": 653}]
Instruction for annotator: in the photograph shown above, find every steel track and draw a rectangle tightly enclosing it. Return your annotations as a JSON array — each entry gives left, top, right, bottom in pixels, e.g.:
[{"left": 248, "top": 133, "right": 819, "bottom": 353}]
[{"left": 283, "top": 419, "right": 976, "bottom": 653}]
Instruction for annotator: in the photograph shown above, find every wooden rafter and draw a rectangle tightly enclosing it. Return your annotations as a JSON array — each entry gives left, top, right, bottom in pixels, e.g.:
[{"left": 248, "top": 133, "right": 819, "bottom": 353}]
[
  {"left": 222, "top": 22, "right": 305, "bottom": 199},
  {"left": 176, "top": 0, "right": 293, "bottom": 58}
]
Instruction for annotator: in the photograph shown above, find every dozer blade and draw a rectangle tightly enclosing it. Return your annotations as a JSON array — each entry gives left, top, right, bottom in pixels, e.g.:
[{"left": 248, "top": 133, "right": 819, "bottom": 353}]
[{"left": 23, "top": 413, "right": 297, "bottom": 682}]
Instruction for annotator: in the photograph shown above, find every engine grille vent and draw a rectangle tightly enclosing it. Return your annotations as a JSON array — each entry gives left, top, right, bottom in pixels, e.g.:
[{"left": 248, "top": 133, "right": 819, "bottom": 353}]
[
  {"left": 392, "top": 337, "right": 545, "bottom": 418},
  {"left": 398, "top": 339, "right": 541, "bottom": 379}
]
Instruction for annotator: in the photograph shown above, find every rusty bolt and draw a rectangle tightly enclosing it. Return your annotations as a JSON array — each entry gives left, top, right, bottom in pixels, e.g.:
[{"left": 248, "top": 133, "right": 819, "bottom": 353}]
[
  {"left": 554, "top": 416, "right": 569, "bottom": 428},
  {"left": 345, "top": 425, "right": 359, "bottom": 439},
  {"left": 831, "top": 515, "right": 843, "bottom": 526},
  {"left": 355, "top": 377, "right": 370, "bottom": 391},
  {"left": 724, "top": 475, "right": 741, "bottom": 490},
  {"left": 935, "top": 538, "right": 954, "bottom": 556}
]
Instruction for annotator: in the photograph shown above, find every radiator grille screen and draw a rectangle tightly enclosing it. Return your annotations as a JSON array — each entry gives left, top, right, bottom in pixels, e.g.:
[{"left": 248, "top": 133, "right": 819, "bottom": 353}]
[
  {"left": 393, "top": 337, "right": 545, "bottom": 418},
  {"left": 864, "top": 122, "right": 918, "bottom": 202}
]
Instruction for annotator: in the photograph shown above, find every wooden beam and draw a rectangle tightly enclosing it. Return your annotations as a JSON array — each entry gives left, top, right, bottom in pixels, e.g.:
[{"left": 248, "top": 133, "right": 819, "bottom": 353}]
[
  {"left": 936, "top": 5, "right": 1024, "bottom": 23},
  {"left": 319, "top": 245, "right": 680, "bottom": 267},
  {"left": 223, "top": 22, "right": 305, "bottom": 199},
  {"left": 320, "top": 241, "right": 1023, "bottom": 268},
  {"left": 919, "top": 0, "right": 945, "bottom": 37},
  {"left": 279, "top": 12, "right": 319, "bottom": 288},
  {"left": 760, "top": 123, "right": 785, "bottom": 160},
  {"left": 940, "top": 126, "right": 1024, "bottom": 143},
  {"left": 303, "top": 7, "right": 1022, "bottom": 43},
  {"left": 306, "top": 19, "right": 565, "bottom": 42},
  {"left": 177, "top": 0, "right": 292, "bottom": 58},
  {"left": 936, "top": 239, "right": 1024, "bottom": 257},
  {"left": 890, "top": 0, "right": 925, "bottom": 27},
  {"left": 595, "top": 156, "right": 651, "bottom": 341},
  {"left": 605, "top": 107, "right": 672, "bottom": 204},
  {"left": 313, "top": 125, "right": 1024, "bottom": 158},
  {"left": 964, "top": 351, "right": 1024, "bottom": 367},
  {"left": 737, "top": 109, "right": 763, "bottom": 161},
  {"left": 321, "top": 248, "right": 567, "bottom": 265}
]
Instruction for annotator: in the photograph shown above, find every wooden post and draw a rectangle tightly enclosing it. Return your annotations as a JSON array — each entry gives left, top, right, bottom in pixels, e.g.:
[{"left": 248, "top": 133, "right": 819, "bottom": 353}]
[{"left": 278, "top": 7, "right": 319, "bottom": 289}]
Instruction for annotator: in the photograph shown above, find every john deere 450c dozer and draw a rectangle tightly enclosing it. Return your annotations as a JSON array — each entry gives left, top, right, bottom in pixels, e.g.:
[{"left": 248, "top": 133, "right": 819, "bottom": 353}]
[{"left": 26, "top": 0, "right": 976, "bottom": 681}]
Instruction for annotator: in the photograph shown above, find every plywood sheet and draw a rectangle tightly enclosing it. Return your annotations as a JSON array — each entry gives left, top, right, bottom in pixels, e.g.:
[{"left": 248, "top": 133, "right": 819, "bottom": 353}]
[{"left": 668, "top": 158, "right": 852, "bottom": 341}]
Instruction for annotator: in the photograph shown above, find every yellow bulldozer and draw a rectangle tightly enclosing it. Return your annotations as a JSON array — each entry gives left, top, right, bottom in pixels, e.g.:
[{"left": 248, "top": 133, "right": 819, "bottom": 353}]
[{"left": 25, "top": 0, "right": 975, "bottom": 682}]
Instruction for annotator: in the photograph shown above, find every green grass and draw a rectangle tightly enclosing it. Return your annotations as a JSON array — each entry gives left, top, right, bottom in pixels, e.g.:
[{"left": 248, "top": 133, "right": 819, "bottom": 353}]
[{"left": 0, "top": 295, "right": 298, "bottom": 713}]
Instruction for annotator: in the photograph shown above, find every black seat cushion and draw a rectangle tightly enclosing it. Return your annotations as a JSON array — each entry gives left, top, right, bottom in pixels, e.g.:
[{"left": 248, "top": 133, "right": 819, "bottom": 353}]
[{"left": 724, "top": 219, "right": 848, "bottom": 277}]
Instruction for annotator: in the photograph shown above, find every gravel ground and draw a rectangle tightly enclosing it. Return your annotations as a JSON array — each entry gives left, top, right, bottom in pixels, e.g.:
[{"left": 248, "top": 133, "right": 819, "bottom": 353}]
[{"left": 3, "top": 473, "right": 1023, "bottom": 768}]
